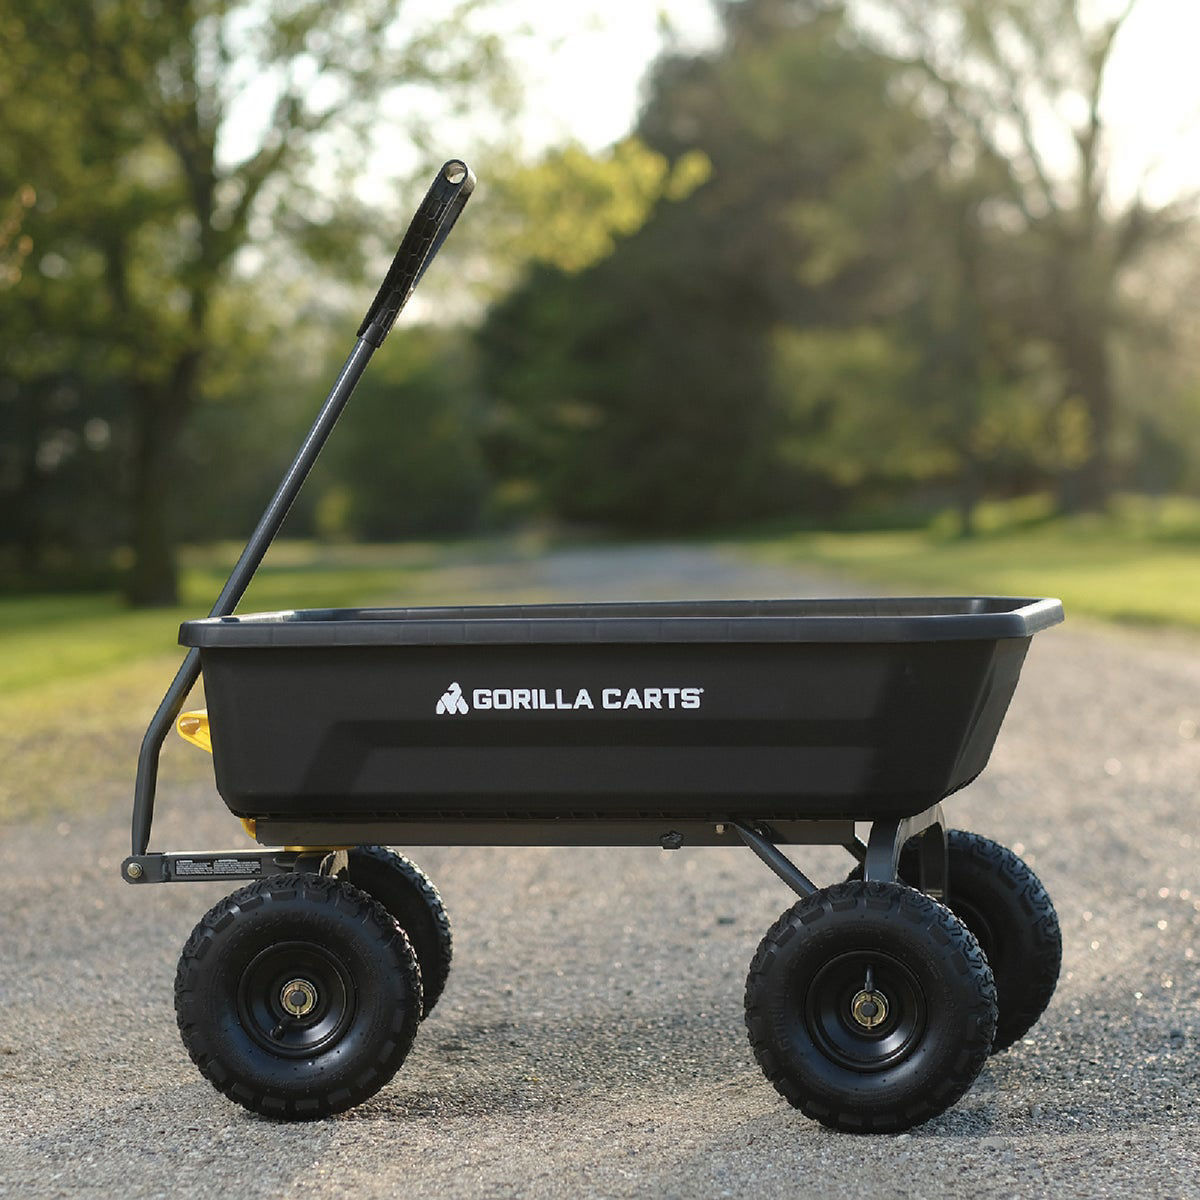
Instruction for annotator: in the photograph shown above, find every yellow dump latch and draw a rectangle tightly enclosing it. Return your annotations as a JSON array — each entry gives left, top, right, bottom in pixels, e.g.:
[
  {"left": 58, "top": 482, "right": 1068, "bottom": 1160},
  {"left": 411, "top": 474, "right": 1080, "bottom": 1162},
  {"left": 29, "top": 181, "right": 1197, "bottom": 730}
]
[{"left": 176, "top": 710, "right": 212, "bottom": 754}]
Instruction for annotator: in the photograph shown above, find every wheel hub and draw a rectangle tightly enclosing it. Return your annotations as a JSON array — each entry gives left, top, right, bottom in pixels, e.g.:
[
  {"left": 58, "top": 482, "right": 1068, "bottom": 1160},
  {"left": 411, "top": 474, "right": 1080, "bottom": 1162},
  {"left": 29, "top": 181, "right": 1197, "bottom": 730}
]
[
  {"left": 850, "top": 988, "right": 889, "bottom": 1029},
  {"left": 805, "top": 950, "right": 927, "bottom": 1072},
  {"left": 236, "top": 940, "right": 356, "bottom": 1058},
  {"left": 280, "top": 978, "right": 319, "bottom": 1017}
]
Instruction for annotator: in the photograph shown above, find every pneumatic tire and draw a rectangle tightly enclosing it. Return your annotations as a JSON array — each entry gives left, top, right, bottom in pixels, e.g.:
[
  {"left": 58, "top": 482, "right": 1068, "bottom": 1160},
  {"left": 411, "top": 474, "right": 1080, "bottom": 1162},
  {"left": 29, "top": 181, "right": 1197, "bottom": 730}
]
[
  {"left": 744, "top": 880, "right": 996, "bottom": 1133},
  {"left": 850, "top": 830, "right": 1062, "bottom": 1052},
  {"left": 175, "top": 873, "right": 423, "bottom": 1120},
  {"left": 924, "top": 831, "right": 1061, "bottom": 1052},
  {"left": 340, "top": 846, "right": 452, "bottom": 1017}
]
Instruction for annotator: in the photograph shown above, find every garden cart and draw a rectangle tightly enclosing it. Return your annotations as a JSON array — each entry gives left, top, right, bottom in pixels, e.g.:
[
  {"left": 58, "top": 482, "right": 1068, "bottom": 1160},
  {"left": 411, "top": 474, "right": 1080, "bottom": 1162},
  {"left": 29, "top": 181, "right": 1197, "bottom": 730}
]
[{"left": 124, "top": 159, "right": 1064, "bottom": 1133}]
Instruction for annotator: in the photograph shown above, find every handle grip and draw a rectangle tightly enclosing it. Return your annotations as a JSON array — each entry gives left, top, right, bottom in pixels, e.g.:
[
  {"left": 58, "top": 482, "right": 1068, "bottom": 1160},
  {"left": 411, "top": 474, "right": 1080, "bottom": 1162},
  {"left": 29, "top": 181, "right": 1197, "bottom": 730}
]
[{"left": 357, "top": 159, "right": 476, "bottom": 347}]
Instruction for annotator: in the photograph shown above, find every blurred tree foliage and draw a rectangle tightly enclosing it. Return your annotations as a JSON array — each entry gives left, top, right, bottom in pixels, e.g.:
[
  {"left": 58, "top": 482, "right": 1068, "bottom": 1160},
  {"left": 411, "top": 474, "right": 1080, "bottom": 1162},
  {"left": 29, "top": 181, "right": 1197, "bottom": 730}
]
[
  {"left": 868, "top": 0, "right": 1192, "bottom": 513},
  {"left": 479, "top": 0, "right": 1195, "bottom": 534},
  {"left": 0, "top": 0, "right": 507, "bottom": 603},
  {"left": 489, "top": 139, "right": 711, "bottom": 275},
  {"left": 481, "top": 0, "right": 944, "bottom": 529},
  {"left": 310, "top": 325, "right": 490, "bottom": 540},
  {"left": 3, "top": 0, "right": 1198, "bottom": 588}
]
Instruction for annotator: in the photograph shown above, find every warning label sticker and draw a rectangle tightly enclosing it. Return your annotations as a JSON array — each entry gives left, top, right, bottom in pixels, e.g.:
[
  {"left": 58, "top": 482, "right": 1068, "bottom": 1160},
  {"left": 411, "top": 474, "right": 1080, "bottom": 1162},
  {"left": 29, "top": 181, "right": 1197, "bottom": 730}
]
[{"left": 174, "top": 858, "right": 263, "bottom": 878}]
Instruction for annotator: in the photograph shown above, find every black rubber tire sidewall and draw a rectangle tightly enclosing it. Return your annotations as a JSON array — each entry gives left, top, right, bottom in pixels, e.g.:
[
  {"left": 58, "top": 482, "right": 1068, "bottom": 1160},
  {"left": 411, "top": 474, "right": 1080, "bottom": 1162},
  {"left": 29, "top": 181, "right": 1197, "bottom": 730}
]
[
  {"left": 928, "top": 831, "right": 1062, "bottom": 1052},
  {"left": 341, "top": 847, "right": 452, "bottom": 1017},
  {"left": 175, "top": 874, "right": 422, "bottom": 1119},
  {"left": 745, "top": 881, "right": 996, "bottom": 1133}
]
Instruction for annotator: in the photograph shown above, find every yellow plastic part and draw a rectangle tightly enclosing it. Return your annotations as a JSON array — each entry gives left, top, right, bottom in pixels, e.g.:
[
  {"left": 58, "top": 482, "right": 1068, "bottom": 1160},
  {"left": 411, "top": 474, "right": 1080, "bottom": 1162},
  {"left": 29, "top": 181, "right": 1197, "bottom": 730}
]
[
  {"left": 176, "top": 717, "right": 349, "bottom": 855},
  {"left": 176, "top": 709, "right": 212, "bottom": 754}
]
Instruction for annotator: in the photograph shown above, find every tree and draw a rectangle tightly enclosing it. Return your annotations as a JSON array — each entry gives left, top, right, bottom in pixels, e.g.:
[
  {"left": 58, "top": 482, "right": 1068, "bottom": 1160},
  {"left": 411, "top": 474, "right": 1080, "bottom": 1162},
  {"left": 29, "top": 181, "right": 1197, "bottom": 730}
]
[
  {"left": 481, "top": 0, "right": 1197, "bottom": 533},
  {"left": 0, "top": 0, "right": 507, "bottom": 603},
  {"left": 772, "top": 160, "right": 1067, "bottom": 536},
  {"left": 312, "top": 325, "right": 491, "bottom": 540},
  {"left": 864, "top": 0, "right": 1195, "bottom": 511},
  {"left": 480, "top": 1, "right": 947, "bottom": 530}
]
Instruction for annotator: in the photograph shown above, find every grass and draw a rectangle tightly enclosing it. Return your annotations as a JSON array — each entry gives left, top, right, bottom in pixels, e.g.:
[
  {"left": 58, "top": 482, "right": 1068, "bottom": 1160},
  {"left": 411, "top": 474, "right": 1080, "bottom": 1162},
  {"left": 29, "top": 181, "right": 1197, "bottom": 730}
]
[
  {"left": 0, "top": 538, "right": 520, "bottom": 697},
  {"left": 735, "top": 493, "right": 1200, "bottom": 629}
]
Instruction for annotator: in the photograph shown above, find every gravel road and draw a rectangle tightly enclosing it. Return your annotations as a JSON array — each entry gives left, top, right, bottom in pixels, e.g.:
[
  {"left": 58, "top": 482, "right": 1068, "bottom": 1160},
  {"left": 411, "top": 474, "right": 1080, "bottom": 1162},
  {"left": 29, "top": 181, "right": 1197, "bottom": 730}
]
[{"left": 1, "top": 545, "right": 1197, "bottom": 1199}]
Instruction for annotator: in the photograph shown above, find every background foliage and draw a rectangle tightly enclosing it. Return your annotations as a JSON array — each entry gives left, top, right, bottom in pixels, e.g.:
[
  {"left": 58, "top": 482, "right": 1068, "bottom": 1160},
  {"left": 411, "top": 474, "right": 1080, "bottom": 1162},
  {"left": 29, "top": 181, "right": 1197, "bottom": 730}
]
[{"left": 2, "top": 0, "right": 1199, "bottom": 604}]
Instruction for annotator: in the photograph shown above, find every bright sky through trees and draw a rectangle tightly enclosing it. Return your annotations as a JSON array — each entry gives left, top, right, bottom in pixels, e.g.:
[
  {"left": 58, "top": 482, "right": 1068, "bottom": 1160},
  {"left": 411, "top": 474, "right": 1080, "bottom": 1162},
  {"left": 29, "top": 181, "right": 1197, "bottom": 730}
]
[
  {"left": 218, "top": 0, "right": 1197, "bottom": 210},
  {"left": 484, "top": 0, "right": 1199, "bottom": 207}
]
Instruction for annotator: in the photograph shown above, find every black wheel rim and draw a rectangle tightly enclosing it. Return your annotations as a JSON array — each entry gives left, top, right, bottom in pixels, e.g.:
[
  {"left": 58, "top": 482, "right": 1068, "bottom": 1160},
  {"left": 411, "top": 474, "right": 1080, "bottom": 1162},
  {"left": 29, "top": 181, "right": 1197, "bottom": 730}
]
[
  {"left": 805, "top": 950, "right": 927, "bottom": 1073},
  {"left": 236, "top": 940, "right": 356, "bottom": 1058}
]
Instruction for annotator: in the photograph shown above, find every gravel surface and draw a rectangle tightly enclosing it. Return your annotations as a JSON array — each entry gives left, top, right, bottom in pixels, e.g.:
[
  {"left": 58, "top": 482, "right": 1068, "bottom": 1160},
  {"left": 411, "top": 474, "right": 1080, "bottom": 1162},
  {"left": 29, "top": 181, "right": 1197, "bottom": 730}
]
[{"left": 1, "top": 545, "right": 1197, "bottom": 1198}]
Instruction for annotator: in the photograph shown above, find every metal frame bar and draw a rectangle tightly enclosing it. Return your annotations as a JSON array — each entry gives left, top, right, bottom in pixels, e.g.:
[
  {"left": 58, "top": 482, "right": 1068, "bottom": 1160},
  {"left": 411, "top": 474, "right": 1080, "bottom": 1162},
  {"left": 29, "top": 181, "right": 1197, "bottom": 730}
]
[
  {"left": 129, "top": 161, "right": 475, "bottom": 861},
  {"left": 122, "top": 848, "right": 344, "bottom": 885},
  {"left": 122, "top": 807, "right": 948, "bottom": 900},
  {"left": 731, "top": 820, "right": 818, "bottom": 898},
  {"left": 130, "top": 340, "right": 378, "bottom": 857},
  {"left": 251, "top": 816, "right": 856, "bottom": 850},
  {"left": 863, "top": 802, "right": 947, "bottom": 897}
]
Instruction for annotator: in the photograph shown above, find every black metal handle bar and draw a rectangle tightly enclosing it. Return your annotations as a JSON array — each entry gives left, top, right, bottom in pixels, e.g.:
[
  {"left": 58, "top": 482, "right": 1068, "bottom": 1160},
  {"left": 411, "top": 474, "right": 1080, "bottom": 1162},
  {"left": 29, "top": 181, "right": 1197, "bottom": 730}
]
[
  {"left": 358, "top": 159, "right": 475, "bottom": 347},
  {"left": 130, "top": 160, "right": 475, "bottom": 857}
]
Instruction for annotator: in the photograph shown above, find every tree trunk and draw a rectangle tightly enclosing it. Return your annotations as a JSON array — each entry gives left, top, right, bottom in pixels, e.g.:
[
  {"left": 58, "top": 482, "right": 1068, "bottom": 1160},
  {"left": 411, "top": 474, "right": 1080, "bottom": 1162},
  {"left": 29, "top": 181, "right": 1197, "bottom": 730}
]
[
  {"left": 125, "top": 386, "right": 181, "bottom": 606},
  {"left": 14, "top": 381, "right": 45, "bottom": 577},
  {"left": 123, "top": 349, "right": 201, "bottom": 607},
  {"left": 956, "top": 463, "right": 980, "bottom": 537},
  {"left": 1057, "top": 327, "right": 1114, "bottom": 514}
]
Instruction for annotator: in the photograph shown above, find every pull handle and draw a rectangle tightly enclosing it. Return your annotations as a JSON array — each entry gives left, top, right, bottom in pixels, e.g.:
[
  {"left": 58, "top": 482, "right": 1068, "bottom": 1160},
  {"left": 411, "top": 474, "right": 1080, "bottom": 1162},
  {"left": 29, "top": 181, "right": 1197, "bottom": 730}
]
[
  {"left": 357, "top": 159, "right": 476, "bottom": 347},
  {"left": 132, "top": 157, "right": 477, "bottom": 860}
]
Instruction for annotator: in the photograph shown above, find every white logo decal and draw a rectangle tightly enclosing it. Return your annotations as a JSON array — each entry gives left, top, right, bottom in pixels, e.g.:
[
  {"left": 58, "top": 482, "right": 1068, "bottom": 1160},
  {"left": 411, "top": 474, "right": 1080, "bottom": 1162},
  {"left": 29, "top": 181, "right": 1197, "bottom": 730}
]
[
  {"left": 435, "top": 681, "right": 469, "bottom": 715},
  {"left": 434, "top": 683, "right": 704, "bottom": 715}
]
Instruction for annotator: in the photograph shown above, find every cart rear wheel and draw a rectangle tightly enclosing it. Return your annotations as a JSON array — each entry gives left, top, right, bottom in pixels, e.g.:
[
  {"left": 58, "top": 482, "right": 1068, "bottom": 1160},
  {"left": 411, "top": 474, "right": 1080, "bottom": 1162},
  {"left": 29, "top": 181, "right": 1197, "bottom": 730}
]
[
  {"left": 339, "top": 846, "right": 452, "bottom": 1018},
  {"left": 175, "top": 873, "right": 422, "bottom": 1120},
  {"left": 851, "top": 830, "right": 1061, "bottom": 1052},
  {"left": 744, "top": 880, "right": 996, "bottom": 1133},
  {"left": 927, "top": 831, "right": 1060, "bottom": 1052}
]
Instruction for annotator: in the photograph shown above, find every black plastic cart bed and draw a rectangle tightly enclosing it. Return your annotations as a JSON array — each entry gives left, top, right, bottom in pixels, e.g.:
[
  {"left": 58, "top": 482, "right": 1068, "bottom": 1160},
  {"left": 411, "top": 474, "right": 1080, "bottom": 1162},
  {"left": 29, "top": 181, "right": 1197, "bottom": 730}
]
[{"left": 124, "top": 161, "right": 1065, "bottom": 1133}]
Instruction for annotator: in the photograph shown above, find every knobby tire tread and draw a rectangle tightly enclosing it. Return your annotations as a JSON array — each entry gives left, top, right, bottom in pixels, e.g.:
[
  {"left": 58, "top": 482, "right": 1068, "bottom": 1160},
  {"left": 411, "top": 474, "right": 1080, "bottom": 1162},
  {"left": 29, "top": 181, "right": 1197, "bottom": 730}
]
[
  {"left": 175, "top": 872, "right": 422, "bottom": 1120},
  {"left": 744, "top": 880, "right": 996, "bottom": 1134},
  {"left": 944, "top": 831, "right": 1061, "bottom": 1052},
  {"left": 341, "top": 846, "right": 452, "bottom": 1017}
]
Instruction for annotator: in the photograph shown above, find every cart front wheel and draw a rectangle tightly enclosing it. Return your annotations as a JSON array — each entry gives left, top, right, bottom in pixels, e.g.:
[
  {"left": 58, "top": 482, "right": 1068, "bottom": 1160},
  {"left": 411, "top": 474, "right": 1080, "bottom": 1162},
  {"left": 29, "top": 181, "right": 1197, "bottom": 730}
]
[
  {"left": 339, "top": 846, "right": 452, "bottom": 1018},
  {"left": 175, "top": 873, "right": 422, "bottom": 1120},
  {"left": 745, "top": 880, "right": 996, "bottom": 1133}
]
